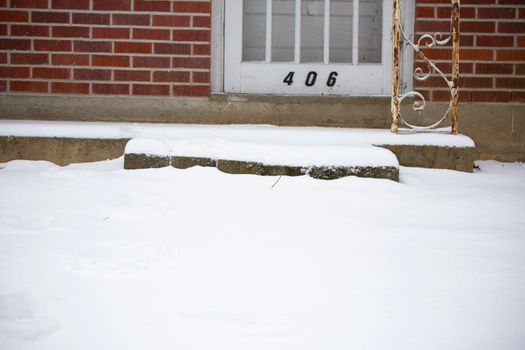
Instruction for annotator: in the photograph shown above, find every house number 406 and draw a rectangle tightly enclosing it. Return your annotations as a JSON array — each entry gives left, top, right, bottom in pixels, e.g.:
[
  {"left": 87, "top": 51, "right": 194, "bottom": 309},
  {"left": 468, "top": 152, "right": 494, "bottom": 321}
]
[{"left": 283, "top": 71, "right": 338, "bottom": 87}]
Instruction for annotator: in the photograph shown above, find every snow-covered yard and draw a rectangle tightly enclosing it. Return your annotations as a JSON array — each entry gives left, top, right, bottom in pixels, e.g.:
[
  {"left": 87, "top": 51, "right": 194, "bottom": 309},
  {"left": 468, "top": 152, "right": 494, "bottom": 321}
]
[{"left": 0, "top": 159, "right": 524, "bottom": 350}]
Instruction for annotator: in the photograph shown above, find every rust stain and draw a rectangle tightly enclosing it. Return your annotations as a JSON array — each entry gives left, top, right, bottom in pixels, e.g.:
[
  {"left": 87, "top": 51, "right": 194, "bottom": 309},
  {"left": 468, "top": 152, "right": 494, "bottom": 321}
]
[
  {"left": 451, "top": 0, "right": 460, "bottom": 135},
  {"left": 391, "top": 0, "right": 400, "bottom": 134}
]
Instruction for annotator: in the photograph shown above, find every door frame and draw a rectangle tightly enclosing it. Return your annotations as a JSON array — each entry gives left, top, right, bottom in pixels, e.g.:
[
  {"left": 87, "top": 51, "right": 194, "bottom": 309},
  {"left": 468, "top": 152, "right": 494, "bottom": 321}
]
[{"left": 211, "top": 0, "right": 415, "bottom": 96}]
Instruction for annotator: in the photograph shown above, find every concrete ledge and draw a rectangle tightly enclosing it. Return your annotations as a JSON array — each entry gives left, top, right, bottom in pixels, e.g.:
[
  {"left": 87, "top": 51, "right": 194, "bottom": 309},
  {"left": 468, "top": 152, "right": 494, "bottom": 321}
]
[
  {"left": 381, "top": 145, "right": 475, "bottom": 172},
  {"left": 307, "top": 166, "right": 399, "bottom": 181},
  {"left": 124, "top": 153, "right": 170, "bottom": 169},
  {"left": 171, "top": 156, "right": 217, "bottom": 169},
  {"left": 217, "top": 160, "right": 306, "bottom": 177},
  {"left": 0, "top": 136, "right": 127, "bottom": 166}
]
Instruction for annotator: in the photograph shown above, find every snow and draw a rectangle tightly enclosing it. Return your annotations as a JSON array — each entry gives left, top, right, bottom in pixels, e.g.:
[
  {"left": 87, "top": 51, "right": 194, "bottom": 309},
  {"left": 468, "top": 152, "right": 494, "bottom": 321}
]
[
  {"left": 128, "top": 138, "right": 399, "bottom": 167},
  {"left": 0, "top": 119, "right": 475, "bottom": 148},
  {"left": 1, "top": 160, "right": 524, "bottom": 350}
]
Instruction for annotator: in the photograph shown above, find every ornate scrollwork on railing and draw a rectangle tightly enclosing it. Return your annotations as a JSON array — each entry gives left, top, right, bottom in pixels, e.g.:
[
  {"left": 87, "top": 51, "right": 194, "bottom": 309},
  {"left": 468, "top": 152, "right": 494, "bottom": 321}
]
[{"left": 391, "top": 0, "right": 460, "bottom": 135}]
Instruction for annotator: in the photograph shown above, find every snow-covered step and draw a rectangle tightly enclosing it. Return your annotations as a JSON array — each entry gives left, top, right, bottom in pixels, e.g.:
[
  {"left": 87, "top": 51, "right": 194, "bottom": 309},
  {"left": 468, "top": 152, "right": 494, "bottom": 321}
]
[
  {"left": 124, "top": 138, "right": 400, "bottom": 181},
  {"left": 0, "top": 120, "right": 475, "bottom": 172}
]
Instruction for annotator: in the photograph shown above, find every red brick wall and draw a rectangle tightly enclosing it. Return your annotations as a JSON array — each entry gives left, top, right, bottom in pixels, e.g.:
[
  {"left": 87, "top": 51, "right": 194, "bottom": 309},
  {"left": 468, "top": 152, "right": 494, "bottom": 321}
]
[
  {"left": 0, "top": 0, "right": 211, "bottom": 97},
  {"left": 414, "top": 0, "right": 525, "bottom": 103}
]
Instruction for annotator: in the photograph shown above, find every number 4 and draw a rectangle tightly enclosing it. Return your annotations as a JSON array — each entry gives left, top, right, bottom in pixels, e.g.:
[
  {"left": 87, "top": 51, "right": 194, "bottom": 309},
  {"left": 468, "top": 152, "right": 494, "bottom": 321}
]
[{"left": 283, "top": 72, "right": 294, "bottom": 86}]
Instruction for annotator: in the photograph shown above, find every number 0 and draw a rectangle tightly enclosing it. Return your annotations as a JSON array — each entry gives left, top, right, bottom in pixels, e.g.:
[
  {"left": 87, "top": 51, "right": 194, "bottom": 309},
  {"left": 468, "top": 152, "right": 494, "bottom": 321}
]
[{"left": 305, "top": 72, "right": 317, "bottom": 87}]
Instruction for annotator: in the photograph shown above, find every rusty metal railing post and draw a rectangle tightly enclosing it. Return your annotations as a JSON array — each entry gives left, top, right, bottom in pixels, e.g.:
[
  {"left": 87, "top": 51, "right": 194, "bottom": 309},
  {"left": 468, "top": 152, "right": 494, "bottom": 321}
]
[
  {"left": 390, "top": 0, "right": 400, "bottom": 134},
  {"left": 450, "top": 0, "right": 460, "bottom": 135}
]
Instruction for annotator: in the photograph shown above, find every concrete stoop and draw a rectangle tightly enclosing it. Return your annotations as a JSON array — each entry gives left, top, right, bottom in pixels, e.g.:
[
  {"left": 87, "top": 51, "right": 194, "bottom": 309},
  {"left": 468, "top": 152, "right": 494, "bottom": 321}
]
[{"left": 0, "top": 121, "right": 476, "bottom": 180}]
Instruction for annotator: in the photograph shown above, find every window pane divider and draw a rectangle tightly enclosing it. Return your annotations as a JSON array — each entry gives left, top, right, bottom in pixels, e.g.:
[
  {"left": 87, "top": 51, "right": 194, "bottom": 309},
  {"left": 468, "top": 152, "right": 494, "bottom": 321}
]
[{"left": 352, "top": 0, "right": 359, "bottom": 65}]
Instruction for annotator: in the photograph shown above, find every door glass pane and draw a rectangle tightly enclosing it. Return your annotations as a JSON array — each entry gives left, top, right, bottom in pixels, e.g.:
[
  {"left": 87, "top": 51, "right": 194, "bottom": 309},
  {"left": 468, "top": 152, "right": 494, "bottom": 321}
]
[
  {"left": 330, "top": 0, "right": 353, "bottom": 63},
  {"left": 359, "top": 0, "right": 382, "bottom": 63},
  {"left": 301, "top": 0, "right": 324, "bottom": 62},
  {"left": 243, "top": 0, "right": 266, "bottom": 61},
  {"left": 272, "top": 0, "right": 295, "bottom": 62}
]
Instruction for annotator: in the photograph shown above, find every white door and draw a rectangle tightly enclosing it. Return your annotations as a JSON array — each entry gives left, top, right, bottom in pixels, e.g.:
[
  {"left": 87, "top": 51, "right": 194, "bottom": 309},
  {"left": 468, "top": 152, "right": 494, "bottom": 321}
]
[{"left": 224, "top": 0, "right": 393, "bottom": 96}]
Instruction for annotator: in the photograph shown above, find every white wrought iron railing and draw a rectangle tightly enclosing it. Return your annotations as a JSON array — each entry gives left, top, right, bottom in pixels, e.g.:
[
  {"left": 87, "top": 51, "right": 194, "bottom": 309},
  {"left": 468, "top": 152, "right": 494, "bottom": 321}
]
[{"left": 391, "top": 0, "right": 460, "bottom": 135}]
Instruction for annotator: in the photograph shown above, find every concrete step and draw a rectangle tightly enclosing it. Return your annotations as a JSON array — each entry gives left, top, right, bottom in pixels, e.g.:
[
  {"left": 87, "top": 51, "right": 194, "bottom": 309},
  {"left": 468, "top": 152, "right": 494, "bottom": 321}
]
[{"left": 123, "top": 138, "right": 400, "bottom": 181}]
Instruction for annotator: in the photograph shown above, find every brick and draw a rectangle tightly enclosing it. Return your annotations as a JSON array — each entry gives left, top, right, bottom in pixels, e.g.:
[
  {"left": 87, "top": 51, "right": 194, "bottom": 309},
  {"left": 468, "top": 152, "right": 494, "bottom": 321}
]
[
  {"left": 193, "top": 16, "right": 211, "bottom": 28},
  {"left": 134, "top": 0, "right": 171, "bottom": 12},
  {"left": 173, "top": 57, "right": 209, "bottom": 69},
  {"left": 478, "top": 7, "right": 516, "bottom": 19},
  {"left": 92, "top": 28, "right": 130, "bottom": 39},
  {"left": 72, "top": 13, "right": 110, "bottom": 25},
  {"left": 133, "top": 56, "right": 170, "bottom": 68},
  {"left": 33, "top": 67, "right": 70, "bottom": 79},
  {"left": 53, "top": 26, "right": 90, "bottom": 38},
  {"left": 32, "top": 11, "right": 69, "bottom": 23},
  {"left": 11, "top": 25, "right": 49, "bottom": 37},
  {"left": 432, "top": 90, "right": 470, "bottom": 102},
  {"left": 476, "top": 63, "right": 513, "bottom": 75},
  {"left": 511, "top": 92, "right": 525, "bottom": 103},
  {"left": 172, "top": 1, "right": 210, "bottom": 13},
  {"left": 114, "top": 70, "right": 150, "bottom": 81},
  {"left": 0, "top": 39, "right": 31, "bottom": 50},
  {"left": 152, "top": 71, "right": 190, "bottom": 82},
  {"left": 173, "top": 29, "right": 210, "bottom": 41},
  {"left": 52, "top": 53, "right": 89, "bottom": 65},
  {"left": 461, "top": 49, "right": 493, "bottom": 61},
  {"left": 415, "top": 20, "right": 450, "bottom": 32},
  {"left": 193, "top": 44, "right": 210, "bottom": 55},
  {"left": 499, "top": 0, "right": 525, "bottom": 4},
  {"left": 152, "top": 15, "right": 190, "bottom": 27},
  {"left": 154, "top": 43, "right": 191, "bottom": 55},
  {"left": 516, "top": 64, "right": 525, "bottom": 75},
  {"left": 426, "top": 62, "right": 473, "bottom": 74},
  {"left": 93, "top": 83, "right": 130, "bottom": 95},
  {"left": 460, "top": 77, "right": 494, "bottom": 89},
  {"left": 74, "top": 69, "right": 111, "bottom": 81},
  {"left": 471, "top": 91, "right": 511, "bottom": 103},
  {"left": 52, "top": 0, "right": 88, "bottom": 9},
  {"left": 0, "top": 81, "right": 6, "bottom": 92},
  {"left": 11, "top": 0, "right": 48, "bottom": 9},
  {"left": 115, "top": 42, "right": 152, "bottom": 54},
  {"left": 497, "top": 50, "right": 525, "bottom": 61},
  {"left": 476, "top": 35, "right": 514, "bottom": 47},
  {"left": 0, "top": 53, "right": 7, "bottom": 64},
  {"left": 0, "top": 10, "right": 29, "bottom": 22},
  {"left": 417, "top": 48, "right": 451, "bottom": 60},
  {"left": 437, "top": 7, "right": 475, "bottom": 18},
  {"left": 132, "top": 84, "right": 169, "bottom": 96},
  {"left": 173, "top": 85, "right": 209, "bottom": 97},
  {"left": 10, "top": 80, "right": 48, "bottom": 93},
  {"left": 34, "top": 39, "right": 72, "bottom": 52},
  {"left": 0, "top": 24, "right": 6, "bottom": 36},
  {"left": 93, "top": 0, "right": 131, "bottom": 11},
  {"left": 498, "top": 22, "right": 525, "bottom": 33},
  {"left": 132, "top": 28, "right": 171, "bottom": 41},
  {"left": 92, "top": 55, "right": 130, "bottom": 67},
  {"left": 0, "top": 67, "right": 30, "bottom": 78},
  {"left": 11, "top": 53, "right": 48, "bottom": 65},
  {"left": 520, "top": 8, "right": 525, "bottom": 19},
  {"left": 496, "top": 78, "right": 525, "bottom": 89},
  {"left": 415, "top": 7, "right": 434, "bottom": 18},
  {"left": 51, "top": 82, "right": 89, "bottom": 94},
  {"left": 518, "top": 37, "right": 525, "bottom": 47},
  {"left": 74, "top": 41, "right": 112, "bottom": 53},
  {"left": 113, "top": 14, "right": 150, "bottom": 26},
  {"left": 192, "top": 71, "right": 209, "bottom": 83},
  {"left": 461, "top": 22, "right": 495, "bottom": 33}
]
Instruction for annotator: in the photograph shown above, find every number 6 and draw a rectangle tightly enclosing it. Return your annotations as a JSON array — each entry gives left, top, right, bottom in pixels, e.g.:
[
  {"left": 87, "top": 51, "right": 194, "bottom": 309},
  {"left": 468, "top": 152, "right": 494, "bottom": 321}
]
[{"left": 326, "top": 72, "right": 338, "bottom": 87}]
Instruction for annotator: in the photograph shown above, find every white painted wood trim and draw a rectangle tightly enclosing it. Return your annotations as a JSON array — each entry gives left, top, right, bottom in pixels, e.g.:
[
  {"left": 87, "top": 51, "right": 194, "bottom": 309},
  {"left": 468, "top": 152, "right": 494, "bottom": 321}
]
[
  {"left": 265, "top": 0, "right": 273, "bottom": 63},
  {"left": 323, "top": 0, "right": 330, "bottom": 64},
  {"left": 224, "top": 0, "right": 243, "bottom": 93},
  {"left": 352, "top": 0, "right": 359, "bottom": 65},
  {"left": 294, "top": 0, "right": 301, "bottom": 64},
  {"left": 211, "top": 0, "right": 224, "bottom": 92}
]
